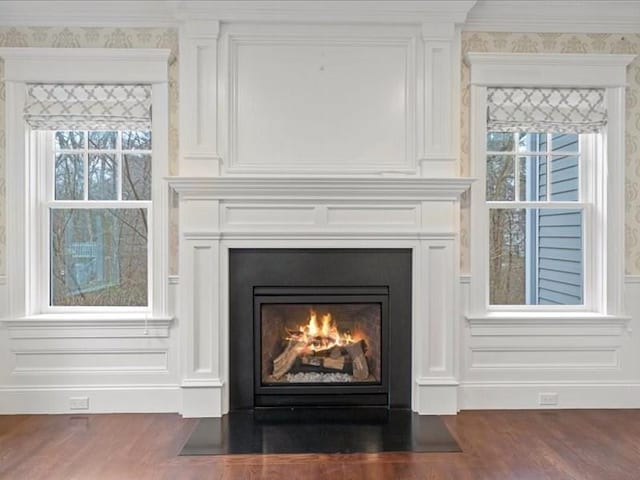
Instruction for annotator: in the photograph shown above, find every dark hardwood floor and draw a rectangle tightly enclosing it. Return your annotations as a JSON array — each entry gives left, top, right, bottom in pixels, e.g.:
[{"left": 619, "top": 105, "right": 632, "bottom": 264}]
[{"left": 2, "top": 410, "right": 640, "bottom": 479}]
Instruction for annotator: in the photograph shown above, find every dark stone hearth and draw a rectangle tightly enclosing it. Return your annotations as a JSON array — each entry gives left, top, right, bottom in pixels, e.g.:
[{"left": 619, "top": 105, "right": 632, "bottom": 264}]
[{"left": 179, "top": 408, "right": 461, "bottom": 455}]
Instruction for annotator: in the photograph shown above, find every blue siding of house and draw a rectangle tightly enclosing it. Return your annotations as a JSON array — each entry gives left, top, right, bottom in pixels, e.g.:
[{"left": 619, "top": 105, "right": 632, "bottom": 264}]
[{"left": 536, "top": 134, "right": 583, "bottom": 305}]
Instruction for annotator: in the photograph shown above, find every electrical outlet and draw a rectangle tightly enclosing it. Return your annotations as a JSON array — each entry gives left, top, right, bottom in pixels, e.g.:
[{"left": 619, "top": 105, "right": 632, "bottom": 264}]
[
  {"left": 539, "top": 392, "right": 558, "bottom": 406},
  {"left": 69, "top": 396, "right": 89, "bottom": 410}
]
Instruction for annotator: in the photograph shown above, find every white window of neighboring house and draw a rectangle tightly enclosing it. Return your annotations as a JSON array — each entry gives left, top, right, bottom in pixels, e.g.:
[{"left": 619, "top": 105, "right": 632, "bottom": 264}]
[
  {"left": 466, "top": 53, "right": 633, "bottom": 319},
  {"left": 43, "top": 130, "right": 152, "bottom": 310},
  {"left": 0, "top": 48, "right": 170, "bottom": 320}
]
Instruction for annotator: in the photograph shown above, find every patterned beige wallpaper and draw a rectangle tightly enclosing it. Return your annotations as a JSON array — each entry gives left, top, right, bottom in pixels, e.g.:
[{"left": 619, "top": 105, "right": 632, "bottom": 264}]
[
  {"left": 460, "top": 32, "right": 640, "bottom": 274},
  {"left": 0, "top": 27, "right": 180, "bottom": 275}
]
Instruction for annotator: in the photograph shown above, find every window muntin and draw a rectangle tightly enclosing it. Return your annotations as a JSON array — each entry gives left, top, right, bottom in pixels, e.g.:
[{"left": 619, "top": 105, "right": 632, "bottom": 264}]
[
  {"left": 486, "top": 132, "right": 585, "bottom": 306},
  {"left": 46, "top": 130, "right": 152, "bottom": 309}
]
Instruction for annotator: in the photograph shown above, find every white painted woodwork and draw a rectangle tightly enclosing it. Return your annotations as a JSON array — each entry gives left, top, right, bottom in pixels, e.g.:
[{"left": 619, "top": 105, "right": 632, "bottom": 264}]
[
  {"left": 229, "top": 34, "right": 413, "bottom": 172},
  {"left": 178, "top": 16, "right": 466, "bottom": 177},
  {"left": 170, "top": 176, "right": 471, "bottom": 416},
  {"left": 0, "top": 1, "right": 476, "bottom": 28},
  {"left": 13, "top": 349, "right": 169, "bottom": 374},
  {"left": 458, "top": 277, "right": 640, "bottom": 409},
  {"left": 4, "top": 1, "right": 638, "bottom": 35},
  {"left": 179, "top": 20, "right": 222, "bottom": 176},
  {"left": 464, "top": 0, "right": 640, "bottom": 33}
]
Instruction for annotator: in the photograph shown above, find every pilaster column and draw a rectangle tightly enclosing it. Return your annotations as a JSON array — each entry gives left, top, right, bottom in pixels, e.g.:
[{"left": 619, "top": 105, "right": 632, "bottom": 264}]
[
  {"left": 179, "top": 19, "right": 222, "bottom": 176},
  {"left": 419, "top": 23, "right": 458, "bottom": 177}
]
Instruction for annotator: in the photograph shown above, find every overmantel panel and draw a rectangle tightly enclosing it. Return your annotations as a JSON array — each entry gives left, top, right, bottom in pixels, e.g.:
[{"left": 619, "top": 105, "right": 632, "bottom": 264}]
[
  {"left": 219, "top": 23, "right": 419, "bottom": 175},
  {"left": 179, "top": 16, "right": 466, "bottom": 178}
]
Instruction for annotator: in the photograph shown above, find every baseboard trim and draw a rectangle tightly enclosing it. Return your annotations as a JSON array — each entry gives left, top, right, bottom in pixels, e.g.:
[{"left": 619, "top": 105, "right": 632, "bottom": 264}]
[
  {"left": 460, "top": 382, "right": 640, "bottom": 410},
  {"left": 0, "top": 384, "right": 180, "bottom": 414}
]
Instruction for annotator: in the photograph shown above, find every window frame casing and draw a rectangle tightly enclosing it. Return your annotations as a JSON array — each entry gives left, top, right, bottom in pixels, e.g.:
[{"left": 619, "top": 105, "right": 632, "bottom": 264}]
[
  {"left": 0, "top": 48, "right": 171, "bottom": 319},
  {"left": 465, "top": 52, "right": 633, "bottom": 319}
]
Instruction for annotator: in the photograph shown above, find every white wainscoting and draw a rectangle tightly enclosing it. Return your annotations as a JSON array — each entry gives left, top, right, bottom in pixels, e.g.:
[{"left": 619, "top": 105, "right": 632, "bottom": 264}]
[
  {"left": 1, "top": 275, "right": 640, "bottom": 413},
  {"left": 0, "top": 280, "right": 180, "bottom": 414},
  {"left": 459, "top": 275, "right": 640, "bottom": 409}
]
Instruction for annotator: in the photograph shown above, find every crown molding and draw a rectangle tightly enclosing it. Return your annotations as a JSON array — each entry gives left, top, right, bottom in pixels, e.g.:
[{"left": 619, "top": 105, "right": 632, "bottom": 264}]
[
  {"left": 0, "top": 0, "right": 638, "bottom": 32},
  {"left": 0, "top": 1, "right": 180, "bottom": 28},
  {"left": 465, "top": 0, "right": 640, "bottom": 33},
  {"left": 174, "top": 1, "right": 476, "bottom": 24},
  {"left": 0, "top": 1, "right": 475, "bottom": 27}
]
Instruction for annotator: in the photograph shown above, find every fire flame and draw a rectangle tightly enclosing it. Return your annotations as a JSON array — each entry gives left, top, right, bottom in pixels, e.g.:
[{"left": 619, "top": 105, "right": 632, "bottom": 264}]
[{"left": 289, "top": 310, "right": 357, "bottom": 353}]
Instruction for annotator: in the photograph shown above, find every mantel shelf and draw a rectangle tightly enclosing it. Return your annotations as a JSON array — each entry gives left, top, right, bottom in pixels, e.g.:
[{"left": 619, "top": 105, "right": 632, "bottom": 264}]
[{"left": 166, "top": 176, "right": 475, "bottom": 200}]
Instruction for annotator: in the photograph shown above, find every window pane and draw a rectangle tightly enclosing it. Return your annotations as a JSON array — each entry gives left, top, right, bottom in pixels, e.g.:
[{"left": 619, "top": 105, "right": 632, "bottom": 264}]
[
  {"left": 487, "top": 133, "right": 514, "bottom": 152},
  {"left": 552, "top": 133, "right": 579, "bottom": 152},
  {"left": 550, "top": 155, "right": 579, "bottom": 201},
  {"left": 490, "top": 209, "right": 526, "bottom": 305},
  {"left": 50, "top": 208, "right": 148, "bottom": 306},
  {"left": 55, "top": 154, "right": 84, "bottom": 200},
  {"left": 518, "top": 132, "right": 546, "bottom": 152},
  {"left": 486, "top": 155, "right": 515, "bottom": 201},
  {"left": 55, "top": 131, "right": 85, "bottom": 150},
  {"left": 122, "top": 154, "right": 152, "bottom": 200},
  {"left": 88, "top": 131, "right": 117, "bottom": 150},
  {"left": 490, "top": 208, "right": 583, "bottom": 305},
  {"left": 88, "top": 154, "right": 117, "bottom": 200},
  {"left": 122, "top": 131, "right": 152, "bottom": 150},
  {"left": 518, "top": 156, "right": 536, "bottom": 201}
]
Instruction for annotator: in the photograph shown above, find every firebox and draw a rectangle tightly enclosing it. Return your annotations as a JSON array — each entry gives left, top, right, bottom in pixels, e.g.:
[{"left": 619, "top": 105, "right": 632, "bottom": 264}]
[
  {"left": 229, "top": 249, "right": 412, "bottom": 410},
  {"left": 254, "top": 288, "right": 389, "bottom": 407}
]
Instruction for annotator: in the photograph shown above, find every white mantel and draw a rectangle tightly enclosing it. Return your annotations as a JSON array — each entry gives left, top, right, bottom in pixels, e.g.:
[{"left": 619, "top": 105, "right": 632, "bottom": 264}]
[
  {"left": 168, "top": 2, "right": 474, "bottom": 417},
  {"left": 169, "top": 176, "right": 472, "bottom": 417}
]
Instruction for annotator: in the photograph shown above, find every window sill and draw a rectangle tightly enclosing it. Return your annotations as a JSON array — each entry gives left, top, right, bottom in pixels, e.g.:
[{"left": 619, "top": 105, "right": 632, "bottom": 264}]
[
  {"left": 1, "top": 313, "right": 175, "bottom": 339},
  {"left": 465, "top": 312, "right": 631, "bottom": 336}
]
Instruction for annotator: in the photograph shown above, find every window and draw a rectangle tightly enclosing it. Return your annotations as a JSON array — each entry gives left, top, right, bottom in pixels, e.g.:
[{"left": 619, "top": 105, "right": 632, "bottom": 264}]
[
  {"left": 487, "top": 131, "right": 587, "bottom": 306},
  {"left": 46, "top": 130, "right": 152, "bottom": 308},
  {"left": 466, "top": 53, "right": 632, "bottom": 318},
  {"left": 0, "top": 47, "right": 170, "bottom": 320}
]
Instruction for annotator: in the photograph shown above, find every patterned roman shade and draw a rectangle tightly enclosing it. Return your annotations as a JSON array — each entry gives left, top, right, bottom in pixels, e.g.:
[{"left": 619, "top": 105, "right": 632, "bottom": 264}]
[
  {"left": 487, "top": 87, "right": 606, "bottom": 133},
  {"left": 24, "top": 84, "right": 152, "bottom": 130}
]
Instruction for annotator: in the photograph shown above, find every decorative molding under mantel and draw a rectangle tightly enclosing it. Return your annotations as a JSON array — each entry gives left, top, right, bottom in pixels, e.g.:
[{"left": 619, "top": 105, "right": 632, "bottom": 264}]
[{"left": 167, "top": 176, "right": 475, "bottom": 200}]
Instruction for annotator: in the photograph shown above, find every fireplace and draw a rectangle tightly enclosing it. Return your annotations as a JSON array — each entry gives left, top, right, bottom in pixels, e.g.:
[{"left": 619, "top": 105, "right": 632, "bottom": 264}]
[
  {"left": 255, "top": 287, "right": 389, "bottom": 406},
  {"left": 229, "top": 249, "right": 411, "bottom": 410},
  {"left": 170, "top": 176, "right": 470, "bottom": 416}
]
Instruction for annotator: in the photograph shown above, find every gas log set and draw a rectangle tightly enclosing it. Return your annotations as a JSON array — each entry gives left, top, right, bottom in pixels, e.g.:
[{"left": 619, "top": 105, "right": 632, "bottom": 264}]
[{"left": 268, "top": 310, "right": 373, "bottom": 383}]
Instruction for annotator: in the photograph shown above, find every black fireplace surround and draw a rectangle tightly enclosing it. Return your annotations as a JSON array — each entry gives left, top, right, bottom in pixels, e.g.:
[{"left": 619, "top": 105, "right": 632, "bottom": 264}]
[{"left": 229, "top": 249, "right": 412, "bottom": 410}]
